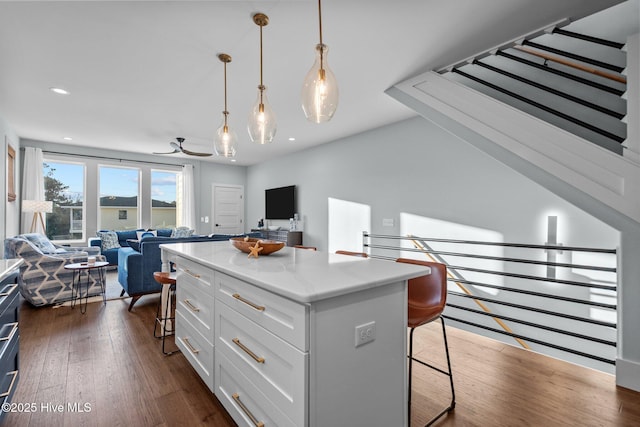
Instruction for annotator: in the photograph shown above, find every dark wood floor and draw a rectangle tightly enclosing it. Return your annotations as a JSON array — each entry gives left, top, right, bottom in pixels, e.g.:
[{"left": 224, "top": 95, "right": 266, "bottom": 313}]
[{"left": 6, "top": 289, "right": 640, "bottom": 426}]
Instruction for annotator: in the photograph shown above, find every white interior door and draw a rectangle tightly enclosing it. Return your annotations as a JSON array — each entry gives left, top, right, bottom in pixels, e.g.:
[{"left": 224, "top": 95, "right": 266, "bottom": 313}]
[{"left": 212, "top": 184, "right": 244, "bottom": 234}]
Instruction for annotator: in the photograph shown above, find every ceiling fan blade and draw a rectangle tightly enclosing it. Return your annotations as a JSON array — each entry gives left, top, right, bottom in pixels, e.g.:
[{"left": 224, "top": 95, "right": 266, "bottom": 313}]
[
  {"left": 153, "top": 149, "right": 181, "bottom": 155},
  {"left": 181, "top": 148, "right": 213, "bottom": 157},
  {"left": 169, "top": 141, "right": 181, "bottom": 150}
]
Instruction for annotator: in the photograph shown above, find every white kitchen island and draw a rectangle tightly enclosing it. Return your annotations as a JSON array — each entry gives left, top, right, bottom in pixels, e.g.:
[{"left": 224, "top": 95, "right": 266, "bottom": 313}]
[{"left": 161, "top": 241, "right": 429, "bottom": 427}]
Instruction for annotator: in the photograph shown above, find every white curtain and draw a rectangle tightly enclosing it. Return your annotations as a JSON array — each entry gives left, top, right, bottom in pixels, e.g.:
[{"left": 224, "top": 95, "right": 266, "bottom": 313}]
[
  {"left": 21, "top": 147, "right": 45, "bottom": 234},
  {"left": 180, "top": 164, "right": 196, "bottom": 229}
]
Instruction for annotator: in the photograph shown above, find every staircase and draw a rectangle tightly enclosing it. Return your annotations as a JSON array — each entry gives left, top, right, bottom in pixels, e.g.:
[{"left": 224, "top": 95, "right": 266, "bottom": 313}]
[
  {"left": 447, "top": 29, "right": 627, "bottom": 154},
  {"left": 387, "top": 1, "right": 640, "bottom": 225}
]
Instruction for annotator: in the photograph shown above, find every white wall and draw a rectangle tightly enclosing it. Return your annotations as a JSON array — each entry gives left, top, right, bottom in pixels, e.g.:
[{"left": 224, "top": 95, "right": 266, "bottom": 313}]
[{"left": 247, "top": 117, "right": 618, "bottom": 252}]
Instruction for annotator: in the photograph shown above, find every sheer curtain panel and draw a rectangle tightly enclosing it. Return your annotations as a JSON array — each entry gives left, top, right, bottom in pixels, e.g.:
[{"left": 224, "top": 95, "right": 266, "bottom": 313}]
[
  {"left": 180, "top": 164, "right": 196, "bottom": 230},
  {"left": 21, "top": 147, "right": 45, "bottom": 234}
]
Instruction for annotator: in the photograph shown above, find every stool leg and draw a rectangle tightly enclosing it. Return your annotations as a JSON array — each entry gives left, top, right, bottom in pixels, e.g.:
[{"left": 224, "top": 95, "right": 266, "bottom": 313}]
[
  {"left": 409, "top": 318, "right": 456, "bottom": 427},
  {"left": 409, "top": 327, "right": 415, "bottom": 426},
  {"left": 154, "top": 283, "right": 177, "bottom": 355},
  {"left": 161, "top": 284, "right": 177, "bottom": 355},
  {"left": 424, "top": 317, "right": 455, "bottom": 427}
]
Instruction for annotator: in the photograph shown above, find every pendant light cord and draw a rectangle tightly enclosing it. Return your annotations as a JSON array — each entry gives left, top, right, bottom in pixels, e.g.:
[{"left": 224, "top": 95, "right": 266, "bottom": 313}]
[
  {"left": 259, "top": 24, "right": 264, "bottom": 106},
  {"left": 223, "top": 60, "right": 229, "bottom": 126},
  {"left": 318, "top": 0, "right": 324, "bottom": 71}
]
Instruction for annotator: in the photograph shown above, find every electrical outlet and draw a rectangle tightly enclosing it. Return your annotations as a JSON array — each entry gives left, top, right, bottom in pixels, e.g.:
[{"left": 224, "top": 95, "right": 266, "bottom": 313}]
[{"left": 355, "top": 321, "right": 376, "bottom": 347}]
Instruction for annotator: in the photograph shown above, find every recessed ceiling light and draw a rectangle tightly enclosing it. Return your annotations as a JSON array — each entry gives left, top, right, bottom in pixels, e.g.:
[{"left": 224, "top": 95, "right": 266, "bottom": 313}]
[
  {"left": 50, "top": 87, "right": 69, "bottom": 95},
  {"left": 62, "top": 137, "right": 73, "bottom": 141},
  {"left": 288, "top": 137, "right": 296, "bottom": 141},
  {"left": 231, "top": 159, "right": 237, "bottom": 162}
]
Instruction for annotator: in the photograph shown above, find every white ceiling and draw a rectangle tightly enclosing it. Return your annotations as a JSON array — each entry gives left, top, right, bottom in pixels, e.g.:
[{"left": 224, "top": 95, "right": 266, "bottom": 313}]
[{"left": 0, "top": 0, "right": 625, "bottom": 165}]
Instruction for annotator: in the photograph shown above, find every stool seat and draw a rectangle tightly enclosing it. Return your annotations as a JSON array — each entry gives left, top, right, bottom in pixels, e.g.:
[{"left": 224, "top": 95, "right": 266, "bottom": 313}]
[{"left": 153, "top": 271, "right": 176, "bottom": 285}]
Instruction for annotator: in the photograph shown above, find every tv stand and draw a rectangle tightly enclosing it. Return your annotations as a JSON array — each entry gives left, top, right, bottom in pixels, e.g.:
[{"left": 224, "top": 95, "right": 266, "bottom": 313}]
[{"left": 252, "top": 229, "right": 302, "bottom": 247}]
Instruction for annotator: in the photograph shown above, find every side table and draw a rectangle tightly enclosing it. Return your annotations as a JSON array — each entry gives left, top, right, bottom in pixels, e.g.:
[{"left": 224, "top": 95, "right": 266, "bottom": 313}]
[{"left": 64, "top": 261, "right": 108, "bottom": 314}]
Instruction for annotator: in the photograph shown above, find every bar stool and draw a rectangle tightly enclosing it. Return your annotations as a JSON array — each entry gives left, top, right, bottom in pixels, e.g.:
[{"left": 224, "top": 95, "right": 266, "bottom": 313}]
[
  {"left": 153, "top": 271, "right": 178, "bottom": 355},
  {"left": 396, "top": 258, "right": 455, "bottom": 427}
]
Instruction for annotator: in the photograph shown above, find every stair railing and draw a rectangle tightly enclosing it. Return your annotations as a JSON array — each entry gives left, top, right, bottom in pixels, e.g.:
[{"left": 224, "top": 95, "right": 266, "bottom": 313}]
[{"left": 362, "top": 232, "right": 618, "bottom": 370}]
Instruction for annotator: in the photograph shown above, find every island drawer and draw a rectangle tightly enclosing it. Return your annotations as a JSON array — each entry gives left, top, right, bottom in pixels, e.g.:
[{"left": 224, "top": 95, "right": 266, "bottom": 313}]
[
  {"left": 176, "top": 278, "right": 215, "bottom": 345},
  {"left": 215, "top": 272, "right": 308, "bottom": 351},
  {"left": 216, "top": 300, "right": 307, "bottom": 425},
  {"left": 216, "top": 350, "right": 298, "bottom": 427},
  {"left": 176, "top": 259, "right": 214, "bottom": 296},
  {"left": 176, "top": 309, "right": 215, "bottom": 393}
]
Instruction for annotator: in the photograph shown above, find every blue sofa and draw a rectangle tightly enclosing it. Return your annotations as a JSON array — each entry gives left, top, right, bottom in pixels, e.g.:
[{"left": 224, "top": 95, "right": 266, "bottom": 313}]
[
  {"left": 117, "top": 232, "right": 259, "bottom": 311},
  {"left": 90, "top": 228, "right": 175, "bottom": 265}
]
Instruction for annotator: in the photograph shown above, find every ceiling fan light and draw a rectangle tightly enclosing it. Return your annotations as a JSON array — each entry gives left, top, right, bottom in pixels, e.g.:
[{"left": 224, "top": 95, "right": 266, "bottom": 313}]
[
  {"left": 248, "top": 86, "right": 277, "bottom": 144},
  {"left": 301, "top": 43, "right": 338, "bottom": 123}
]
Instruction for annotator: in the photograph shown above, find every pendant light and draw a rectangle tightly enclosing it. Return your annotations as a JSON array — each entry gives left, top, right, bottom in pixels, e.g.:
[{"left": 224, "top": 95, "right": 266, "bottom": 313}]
[
  {"left": 213, "top": 53, "right": 237, "bottom": 158},
  {"left": 301, "top": 0, "right": 338, "bottom": 123},
  {"left": 248, "top": 13, "right": 277, "bottom": 144}
]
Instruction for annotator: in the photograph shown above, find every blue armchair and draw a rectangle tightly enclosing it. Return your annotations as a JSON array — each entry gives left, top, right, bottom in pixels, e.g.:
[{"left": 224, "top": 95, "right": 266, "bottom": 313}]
[
  {"left": 117, "top": 233, "right": 259, "bottom": 311},
  {"left": 4, "top": 233, "right": 105, "bottom": 306}
]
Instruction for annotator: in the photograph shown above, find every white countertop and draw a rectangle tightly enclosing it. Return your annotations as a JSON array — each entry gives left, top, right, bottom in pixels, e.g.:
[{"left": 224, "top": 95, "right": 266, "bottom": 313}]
[
  {"left": 0, "top": 258, "right": 23, "bottom": 282},
  {"left": 161, "top": 241, "right": 430, "bottom": 304}
]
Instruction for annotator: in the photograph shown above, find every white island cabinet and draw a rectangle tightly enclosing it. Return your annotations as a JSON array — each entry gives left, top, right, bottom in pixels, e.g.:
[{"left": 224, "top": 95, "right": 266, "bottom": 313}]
[{"left": 161, "top": 242, "right": 429, "bottom": 427}]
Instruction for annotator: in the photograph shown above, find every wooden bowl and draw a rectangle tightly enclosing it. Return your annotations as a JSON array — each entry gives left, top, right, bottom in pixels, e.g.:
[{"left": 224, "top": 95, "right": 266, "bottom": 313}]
[{"left": 230, "top": 237, "right": 285, "bottom": 255}]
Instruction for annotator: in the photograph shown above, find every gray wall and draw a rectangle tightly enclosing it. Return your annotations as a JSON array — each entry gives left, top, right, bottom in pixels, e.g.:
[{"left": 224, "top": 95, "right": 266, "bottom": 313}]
[
  {"left": 20, "top": 139, "right": 247, "bottom": 239},
  {"left": 1, "top": 115, "right": 20, "bottom": 256},
  {"left": 247, "top": 116, "right": 618, "bottom": 251},
  {"left": 246, "top": 116, "right": 620, "bottom": 371}
]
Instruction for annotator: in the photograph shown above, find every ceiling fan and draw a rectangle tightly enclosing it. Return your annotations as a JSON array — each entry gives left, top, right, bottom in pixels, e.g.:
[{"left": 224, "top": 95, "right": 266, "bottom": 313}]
[{"left": 153, "top": 137, "right": 212, "bottom": 157}]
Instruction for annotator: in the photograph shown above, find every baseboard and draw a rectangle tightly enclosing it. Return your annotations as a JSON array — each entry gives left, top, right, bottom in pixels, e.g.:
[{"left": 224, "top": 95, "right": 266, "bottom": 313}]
[{"left": 616, "top": 358, "right": 640, "bottom": 391}]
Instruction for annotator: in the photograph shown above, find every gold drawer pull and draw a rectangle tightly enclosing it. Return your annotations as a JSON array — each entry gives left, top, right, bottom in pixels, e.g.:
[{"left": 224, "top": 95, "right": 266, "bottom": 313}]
[
  {"left": 232, "top": 338, "right": 265, "bottom": 364},
  {"left": 184, "top": 269, "right": 201, "bottom": 279},
  {"left": 232, "top": 393, "right": 264, "bottom": 427},
  {"left": 182, "top": 337, "right": 200, "bottom": 355},
  {"left": 0, "top": 284, "right": 18, "bottom": 297},
  {"left": 0, "top": 370, "right": 18, "bottom": 398},
  {"left": 232, "top": 293, "right": 265, "bottom": 311},
  {"left": 0, "top": 322, "right": 18, "bottom": 342},
  {"left": 183, "top": 299, "right": 200, "bottom": 312}
]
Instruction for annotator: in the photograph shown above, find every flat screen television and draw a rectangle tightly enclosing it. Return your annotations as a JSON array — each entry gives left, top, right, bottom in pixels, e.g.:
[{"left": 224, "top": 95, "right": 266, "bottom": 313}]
[{"left": 265, "top": 185, "right": 296, "bottom": 220}]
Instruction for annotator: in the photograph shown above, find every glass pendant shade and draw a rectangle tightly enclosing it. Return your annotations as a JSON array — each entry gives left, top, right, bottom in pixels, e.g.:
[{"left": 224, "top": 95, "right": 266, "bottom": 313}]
[
  {"left": 214, "top": 118, "right": 237, "bottom": 158},
  {"left": 214, "top": 53, "right": 236, "bottom": 158},
  {"left": 301, "top": 44, "right": 338, "bottom": 123},
  {"left": 247, "top": 86, "right": 277, "bottom": 144}
]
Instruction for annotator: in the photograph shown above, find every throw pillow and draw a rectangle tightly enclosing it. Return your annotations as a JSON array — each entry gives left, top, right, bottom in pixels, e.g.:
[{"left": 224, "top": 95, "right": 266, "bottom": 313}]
[
  {"left": 136, "top": 230, "right": 157, "bottom": 240},
  {"left": 97, "top": 231, "right": 121, "bottom": 251},
  {"left": 23, "top": 233, "right": 57, "bottom": 254},
  {"left": 171, "top": 227, "right": 194, "bottom": 238}
]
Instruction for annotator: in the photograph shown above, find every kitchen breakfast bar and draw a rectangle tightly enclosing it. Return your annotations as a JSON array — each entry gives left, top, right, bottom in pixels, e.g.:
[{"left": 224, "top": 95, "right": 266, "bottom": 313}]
[{"left": 160, "top": 241, "right": 429, "bottom": 427}]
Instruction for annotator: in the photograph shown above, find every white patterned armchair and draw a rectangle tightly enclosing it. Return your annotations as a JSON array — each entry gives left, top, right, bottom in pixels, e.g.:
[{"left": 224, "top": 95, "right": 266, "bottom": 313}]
[{"left": 4, "top": 233, "right": 106, "bottom": 306}]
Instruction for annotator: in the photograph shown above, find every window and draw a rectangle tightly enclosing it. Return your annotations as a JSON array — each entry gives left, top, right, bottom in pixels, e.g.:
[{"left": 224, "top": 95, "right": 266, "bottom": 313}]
[
  {"left": 151, "top": 170, "right": 178, "bottom": 229},
  {"left": 99, "top": 166, "right": 140, "bottom": 230},
  {"left": 43, "top": 160, "right": 86, "bottom": 242}
]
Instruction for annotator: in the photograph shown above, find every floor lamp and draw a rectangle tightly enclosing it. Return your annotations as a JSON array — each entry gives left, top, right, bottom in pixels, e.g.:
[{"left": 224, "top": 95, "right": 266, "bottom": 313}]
[{"left": 22, "top": 200, "right": 53, "bottom": 233}]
